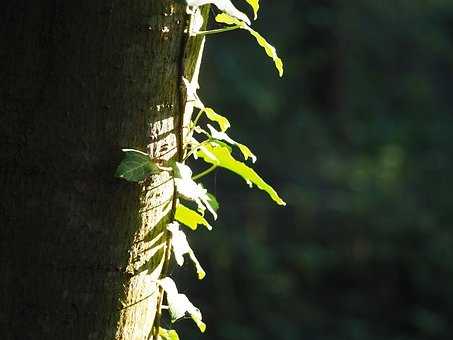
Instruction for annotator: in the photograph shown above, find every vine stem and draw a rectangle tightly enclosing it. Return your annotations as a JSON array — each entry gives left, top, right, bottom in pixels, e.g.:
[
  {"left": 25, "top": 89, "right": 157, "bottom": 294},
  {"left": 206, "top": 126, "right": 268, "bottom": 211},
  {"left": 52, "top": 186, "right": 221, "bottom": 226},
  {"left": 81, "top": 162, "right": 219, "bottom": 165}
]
[
  {"left": 183, "top": 139, "right": 211, "bottom": 161},
  {"left": 182, "top": 108, "right": 205, "bottom": 159},
  {"left": 150, "top": 226, "right": 173, "bottom": 340},
  {"left": 151, "top": 7, "right": 193, "bottom": 340},
  {"left": 196, "top": 25, "right": 240, "bottom": 36},
  {"left": 192, "top": 108, "right": 205, "bottom": 128},
  {"left": 192, "top": 165, "right": 217, "bottom": 180},
  {"left": 152, "top": 3, "right": 213, "bottom": 338}
]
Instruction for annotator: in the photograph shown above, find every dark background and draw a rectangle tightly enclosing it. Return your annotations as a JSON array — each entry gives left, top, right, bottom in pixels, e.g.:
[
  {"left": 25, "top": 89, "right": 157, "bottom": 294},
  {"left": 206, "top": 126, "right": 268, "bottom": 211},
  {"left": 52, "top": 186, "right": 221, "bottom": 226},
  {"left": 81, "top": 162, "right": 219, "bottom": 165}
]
[{"left": 176, "top": 1, "right": 453, "bottom": 339}]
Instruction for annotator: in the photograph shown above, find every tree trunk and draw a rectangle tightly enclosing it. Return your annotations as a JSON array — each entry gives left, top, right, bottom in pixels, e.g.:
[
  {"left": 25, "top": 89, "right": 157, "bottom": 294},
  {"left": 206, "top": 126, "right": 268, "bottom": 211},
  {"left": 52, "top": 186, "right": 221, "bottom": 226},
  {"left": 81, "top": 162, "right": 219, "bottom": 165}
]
[{"left": 0, "top": 1, "right": 207, "bottom": 339}]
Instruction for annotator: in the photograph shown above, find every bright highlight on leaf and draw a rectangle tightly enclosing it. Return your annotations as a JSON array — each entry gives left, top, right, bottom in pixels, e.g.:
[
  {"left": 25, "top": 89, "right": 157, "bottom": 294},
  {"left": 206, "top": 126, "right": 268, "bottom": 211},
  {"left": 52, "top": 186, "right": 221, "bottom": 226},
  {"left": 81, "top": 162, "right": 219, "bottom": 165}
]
[
  {"left": 207, "top": 124, "right": 257, "bottom": 163},
  {"left": 215, "top": 13, "right": 284, "bottom": 77},
  {"left": 183, "top": 79, "right": 230, "bottom": 132},
  {"left": 248, "top": 29, "right": 284, "bottom": 77},
  {"left": 186, "top": 0, "right": 251, "bottom": 25},
  {"left": 243, "top": 0, "right": 259, "bottom": 20},
  {"left": 204, "top": 107, "right": 231, "bottom": 132},
  {"left": 115, "top": 149, "right": 159, "bottom": 182},
  {"left": 215, "top": 12, "right": 243, "bottom": 26},
  {"left": 183, "top": 77, "right": 204, "bottom": 109},
  {"left": 173, "top": 162, "right": 218, "bottom": 219},
  {"left": 159, "top": 328, "right": 180, "bottom": 340},
  {"left": 158, "top": 277, "right": 207, "bottom": 333},
  {"left": 183, "top": 77, "right": 231, "bottom": 134},
  {"left": 168, "top": 222, "right": 206, "bottom": 280},
  {"left": 196, "top": 142, "right": 286, "bottom": 206},
  {"left": 175, "top": 203, "right": 213, "bottom": 230}
]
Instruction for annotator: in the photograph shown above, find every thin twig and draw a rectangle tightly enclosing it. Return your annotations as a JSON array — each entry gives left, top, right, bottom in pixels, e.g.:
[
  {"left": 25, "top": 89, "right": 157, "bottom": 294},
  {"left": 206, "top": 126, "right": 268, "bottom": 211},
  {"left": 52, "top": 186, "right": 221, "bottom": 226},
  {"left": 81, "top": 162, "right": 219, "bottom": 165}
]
[
  {"left": 196, "top": 25, "right": 240, "bottom": 36},
  {"left": 192, "top": 165, "right": 217, "bottom": 180}
]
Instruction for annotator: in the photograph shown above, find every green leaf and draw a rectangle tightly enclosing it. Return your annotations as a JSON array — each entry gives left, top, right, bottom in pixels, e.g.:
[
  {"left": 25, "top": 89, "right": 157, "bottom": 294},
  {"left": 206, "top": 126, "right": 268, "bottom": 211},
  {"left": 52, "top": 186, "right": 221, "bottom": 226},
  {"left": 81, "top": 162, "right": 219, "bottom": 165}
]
[
  {"left": 215, "top": 13, "right": 284, "bottom": 77},
  {"left": 115, "top": 149, "right": 159, "bottom": 182},
  {"left": 243, "top": 0, "right": 259, "bottom": 20},
  {"left": 206, "top": 193, "right": 219, "bottom": 213},
  {"left": 196, "top": 142, "right": 286, "bottom": 206},
  {"left": 173, "top": 162, "right": 206, "bottom": 200},
  {"left": 159, "top": 277, "right": 207, "bottom": 333},
  {"left": 209, "top": 0, "right": 250, "bottom": 25},
  {"left": 248, "top": 29, "right": 284, "bottom": 77},
  {"left": 215, "top": 12, "right": 244, "bottom": 26},
  {"left": 200, "top": 193, "right": 218, "bottom": 220},
  {"left": 207, "top": 124, "right": 257, "bottom": 163},
  {"left": 159, "top": 328, "right": 180, "bottom": 340},
  {"left": 175, "top": 203, "right": 212, "bottom": 230},
  {"left": 173, "top": 162, "right": 217, "bottom": 220},
  {"left": 168, "top": 222, "right": 206, "bottom": 280},
  {"left": 204, "top": 107, "right": 231, "bottom": 132}
]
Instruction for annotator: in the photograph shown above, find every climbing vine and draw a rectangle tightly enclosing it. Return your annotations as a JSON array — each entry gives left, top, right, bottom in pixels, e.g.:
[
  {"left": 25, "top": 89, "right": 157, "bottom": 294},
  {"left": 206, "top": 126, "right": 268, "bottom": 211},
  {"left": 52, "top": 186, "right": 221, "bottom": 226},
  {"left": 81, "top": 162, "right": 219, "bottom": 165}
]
[{"left": 116, "top": 1, "right": 285, "bottom": 339}]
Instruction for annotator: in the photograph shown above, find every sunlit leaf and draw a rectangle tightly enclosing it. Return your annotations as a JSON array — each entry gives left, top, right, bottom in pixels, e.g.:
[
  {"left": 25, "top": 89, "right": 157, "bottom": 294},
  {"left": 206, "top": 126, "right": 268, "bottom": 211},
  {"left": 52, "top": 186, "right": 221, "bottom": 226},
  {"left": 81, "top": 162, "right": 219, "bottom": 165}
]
[
  {"left": 192, "top": 6, "right": 205, "bottom": 34},
  {"left": 196, "top": 142, "right": 286, "bottom": 206},
  {"left": 215, "top": 13, "right": 284, "bottom": 77},
  {"left": 191, "top": 308, "right": 207, "bottom": 333},
  {"left": 168, "top": 222, "right": 206, "bottom": 280},
  {"left": 192, "top": 255, "right": 206, "bottom": 280},
  {"left": 175, "top": 203, "right": 212, "bottom": 230},
  {"left": 194, "top": 143, "right": 217, "bottom": 162},
  {"left": 159, "top": 277, "right": 178, "bottom": 297},
  {"left": 167, "top": 222, "right": 188, "bottom": 266},
  {"left": 174, "top": 163, "right": 205, "bottom": 204},
  {"left": 158, "top": 277, "right": 207, "bottom": 333},
  {"left": 183, "top": 77, "right": 204, "bottom": 109},
  {"left": 248, "top": 29, "right": 284, "bottom": 77},
  {"left": 204, "top": 107, "right": 231, "bottom": 132},
  {"left": 174, "top": 177, "right": 207, "bottom": 211},
  {"left": 172, "top": 161, "right": 192, "bottom": 179},
  {"left": 243, "top": 0, "right": 259, "bottom": 20},
  {"left": 159, "top": 328, "right": 180, "bottom": 340},
  {"left": 186, "top": 0, "right": 250, "bottom": 24},
  {"left": 173, "top": 162, "right": 217, "bottom": 220},
  {"left": 207, "top": 124, "right": 257, "bottom": 163},
  {"left": 215, "top": 12, "right": 244, "bottom": 26},
  {"left": 115, "top": 149, "right": 159, "bottom": 182}
]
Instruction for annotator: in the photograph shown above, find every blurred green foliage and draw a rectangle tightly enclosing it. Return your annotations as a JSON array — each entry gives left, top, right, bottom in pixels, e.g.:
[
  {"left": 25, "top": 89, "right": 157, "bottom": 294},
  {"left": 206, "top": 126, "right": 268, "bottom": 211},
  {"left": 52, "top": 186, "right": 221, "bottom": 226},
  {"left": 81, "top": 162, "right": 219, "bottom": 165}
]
[{"left": 177, "top": 1, "right": 453, "bottom": 339}]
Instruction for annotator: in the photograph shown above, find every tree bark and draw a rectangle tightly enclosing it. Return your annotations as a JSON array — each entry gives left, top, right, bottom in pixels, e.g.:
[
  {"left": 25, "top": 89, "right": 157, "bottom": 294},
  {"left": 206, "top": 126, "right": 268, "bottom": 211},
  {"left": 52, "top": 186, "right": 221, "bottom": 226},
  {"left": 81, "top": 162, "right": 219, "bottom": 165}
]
[{"left": 0, "top": 1, "right": 207, "bottom": 339}]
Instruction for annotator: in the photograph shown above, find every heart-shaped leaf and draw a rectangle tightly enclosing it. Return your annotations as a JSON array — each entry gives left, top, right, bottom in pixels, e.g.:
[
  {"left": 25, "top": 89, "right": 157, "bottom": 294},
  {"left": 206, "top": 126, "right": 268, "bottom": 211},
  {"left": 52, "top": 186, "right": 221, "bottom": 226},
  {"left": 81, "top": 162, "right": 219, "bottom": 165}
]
[{"left": 115, "top": 149, "right": 159, "bottom": 182}]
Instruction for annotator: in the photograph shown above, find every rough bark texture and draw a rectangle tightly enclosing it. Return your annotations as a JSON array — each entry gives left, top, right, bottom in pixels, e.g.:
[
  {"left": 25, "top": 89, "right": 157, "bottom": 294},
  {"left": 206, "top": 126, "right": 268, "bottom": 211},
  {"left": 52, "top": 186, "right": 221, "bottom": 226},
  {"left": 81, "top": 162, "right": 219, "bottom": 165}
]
[{"left": 0, "top": 1, "right": 207, "bottom": 339}]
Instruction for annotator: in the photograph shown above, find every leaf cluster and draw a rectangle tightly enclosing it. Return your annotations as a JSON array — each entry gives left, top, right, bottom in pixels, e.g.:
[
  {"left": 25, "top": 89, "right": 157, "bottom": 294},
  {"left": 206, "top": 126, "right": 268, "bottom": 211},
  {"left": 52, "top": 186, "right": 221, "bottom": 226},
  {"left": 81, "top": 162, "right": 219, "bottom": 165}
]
[{"left": 115, "top": 1, "right": 285, "bottom": 338}]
